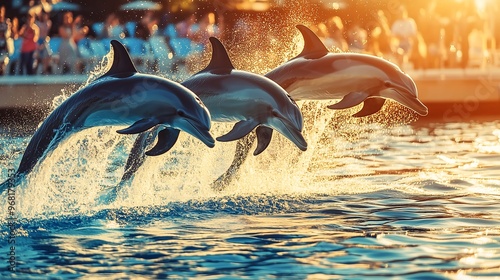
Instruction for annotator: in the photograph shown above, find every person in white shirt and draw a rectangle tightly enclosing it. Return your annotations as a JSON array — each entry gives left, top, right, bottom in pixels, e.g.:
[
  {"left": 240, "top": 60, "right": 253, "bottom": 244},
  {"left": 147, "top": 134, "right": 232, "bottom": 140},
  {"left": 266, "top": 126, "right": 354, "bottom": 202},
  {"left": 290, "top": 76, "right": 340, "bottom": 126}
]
[
  {"left": 391, "top": 5, "right": 418, "bottom": 67},
  {"left": 0, "top": 6, "right": 12, "bottom": 75}
]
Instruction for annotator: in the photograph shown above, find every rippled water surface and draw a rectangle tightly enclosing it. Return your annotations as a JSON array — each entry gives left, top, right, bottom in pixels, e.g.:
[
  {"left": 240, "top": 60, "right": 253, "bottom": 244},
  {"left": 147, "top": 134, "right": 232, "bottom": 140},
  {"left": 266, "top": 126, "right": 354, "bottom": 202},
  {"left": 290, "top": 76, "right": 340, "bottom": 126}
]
[{"left": 1, "top": 112, "right": 500, "bottom": 279}]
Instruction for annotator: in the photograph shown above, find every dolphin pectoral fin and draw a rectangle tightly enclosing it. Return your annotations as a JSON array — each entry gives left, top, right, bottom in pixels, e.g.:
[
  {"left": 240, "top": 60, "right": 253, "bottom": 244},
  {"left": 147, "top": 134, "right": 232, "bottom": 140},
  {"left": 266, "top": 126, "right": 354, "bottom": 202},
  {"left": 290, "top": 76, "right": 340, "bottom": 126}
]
[
  {"left": 353, "top": 98, "right": 386, "bottom": 117},
  {"left": 216, "top": 120, "right": 259, "bottom": 142},
  {"left": 211, "top": 134, "right": 256, "bottom": 191},
  {"left": 145, "top": 128, "right": 180, "bottom": 156},
  {"left": 116, "top": 118, "right": 158, "bottom": 134},
  {"left": 121, "top": 130, "right": 156, "bottom": 184},
  {"left": 327, "top": 91, "right": 370, "bottom": 110},
  {"left": 254, "top": 126, "right": 273, "bottom": 156}
]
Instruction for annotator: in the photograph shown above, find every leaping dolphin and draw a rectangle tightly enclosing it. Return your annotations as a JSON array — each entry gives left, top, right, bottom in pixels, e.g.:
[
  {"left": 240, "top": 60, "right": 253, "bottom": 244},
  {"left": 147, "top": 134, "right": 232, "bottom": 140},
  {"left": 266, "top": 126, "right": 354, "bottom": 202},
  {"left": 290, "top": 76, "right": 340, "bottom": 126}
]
[
  {"left": 212, "top": 25, "right": 429, "bottom": 190},
  {"left": 0, "top": 40, "right": 214, "bottom": 191},
  {"left": 184, "top": 37, "right": 307, "bottom": 153},
  {"left": 110, "top": 37, "right": 307, "bottom": 198},
  {"left": 266, "top": 24, "right": 428, "bottom": 117}
]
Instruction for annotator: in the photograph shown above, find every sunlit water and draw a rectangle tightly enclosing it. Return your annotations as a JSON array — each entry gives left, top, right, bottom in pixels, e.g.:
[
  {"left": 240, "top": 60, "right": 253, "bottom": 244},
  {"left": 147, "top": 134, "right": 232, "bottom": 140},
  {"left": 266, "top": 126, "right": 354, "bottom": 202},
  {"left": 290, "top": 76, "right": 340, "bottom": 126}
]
[
  {"left": 1, "top": 11, "right": 500, "bottom": 276},
  {"left": 1, "top": 99, "right": 500, "bottom": 278}
]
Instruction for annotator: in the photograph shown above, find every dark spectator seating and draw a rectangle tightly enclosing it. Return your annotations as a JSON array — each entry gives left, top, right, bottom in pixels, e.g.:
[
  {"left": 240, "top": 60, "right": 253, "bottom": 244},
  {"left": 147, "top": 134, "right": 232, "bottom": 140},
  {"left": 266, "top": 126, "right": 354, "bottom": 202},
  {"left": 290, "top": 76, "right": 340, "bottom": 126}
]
[{"left": 3, "top": 17, "right": 206, "bottom": 77}]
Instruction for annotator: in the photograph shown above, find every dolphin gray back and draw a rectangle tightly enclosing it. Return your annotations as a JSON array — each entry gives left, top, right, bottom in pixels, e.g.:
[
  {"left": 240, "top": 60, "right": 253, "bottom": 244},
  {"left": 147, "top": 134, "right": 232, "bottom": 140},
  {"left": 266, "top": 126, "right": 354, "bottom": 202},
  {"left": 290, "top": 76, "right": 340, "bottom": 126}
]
[{"left": 13, "top": 40, "right": 139, "bottom": 177}]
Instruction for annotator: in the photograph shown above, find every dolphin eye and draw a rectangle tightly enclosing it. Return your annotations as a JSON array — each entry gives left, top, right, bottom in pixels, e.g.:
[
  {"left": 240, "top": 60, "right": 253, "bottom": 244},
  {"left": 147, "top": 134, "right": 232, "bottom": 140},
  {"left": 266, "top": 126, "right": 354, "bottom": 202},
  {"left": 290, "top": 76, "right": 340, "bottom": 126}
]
[
  {"left": 287, "top": 94, "right": 298, "bottom": 106},
  {"left": 384, "top": 81, "right": 392, "bottom": 87},
  {"left": 177, "top": 110, "right": 185, "bottom": 117},
  {"left": 272, "top": 110, "right": 280, "bottom": 117}
]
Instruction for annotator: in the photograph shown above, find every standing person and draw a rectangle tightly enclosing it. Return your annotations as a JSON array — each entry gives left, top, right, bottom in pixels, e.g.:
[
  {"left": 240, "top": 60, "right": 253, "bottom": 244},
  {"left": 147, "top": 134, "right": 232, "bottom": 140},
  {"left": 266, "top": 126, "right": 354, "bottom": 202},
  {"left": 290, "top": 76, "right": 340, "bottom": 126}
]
[
  {"left": 175, "top": 14, "right": 196, "bottom": 38},
  {"left": 101, "top": 13, "right": 125, "bottom": 39},
  {"left": 71, "top": 15, "right": 89, "bottom": 44},
  {"left": 391, "top": 5, "right": 418, "bottom": 67},
  {"left": 346, "top": 24, "right": 367, "bottom": 52},
  {"left": 0, "top": 6, "right": 12, "bottom": 75},
  {"left": 316, "top": 22, "right": 335, "bottom": 50},
  {"left": 454, "top": 0, "right": 478, "bottom": 68},
  {"left": 326, "top": 16, "right": 348, "bottom": 52},
  {"left": 418, "top": 2, "right": 445, "bottom": 69},
  {"left": 10, "top": 17, "right": 19, "bottom": 40},
  {"left": 373, "top": 10, "right": 393, "bottom": 58},
  {"left": 135, "top": 10, "right": 157, "bottom": 40},
  {"left": 58, "top": 11, "right": 79, "bottom": 74},
  {"left": 35, "top": 10, "right": 52, "bottom": 74},
  {"left": 19, "top": 13, "right": 39, "bottom": 75}
]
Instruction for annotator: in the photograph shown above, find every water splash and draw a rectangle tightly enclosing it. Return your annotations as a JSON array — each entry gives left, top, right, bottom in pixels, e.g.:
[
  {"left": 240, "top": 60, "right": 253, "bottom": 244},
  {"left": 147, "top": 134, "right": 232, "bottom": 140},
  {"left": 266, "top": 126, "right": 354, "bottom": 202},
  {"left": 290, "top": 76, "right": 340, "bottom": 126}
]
[
  {"left": 0, "top": 96, "right": 422, "bottom": 221},
  {"left": 0, "top": 15, "right": 427, "bottom": 220}
]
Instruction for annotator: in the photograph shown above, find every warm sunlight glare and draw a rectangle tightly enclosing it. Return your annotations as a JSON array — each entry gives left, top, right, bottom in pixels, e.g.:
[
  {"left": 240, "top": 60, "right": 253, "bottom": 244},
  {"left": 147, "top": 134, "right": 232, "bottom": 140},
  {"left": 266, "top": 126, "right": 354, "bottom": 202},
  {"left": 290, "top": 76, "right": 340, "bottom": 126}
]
[{"left": 474, "top": 0, "right": 488, "bottom": 12}]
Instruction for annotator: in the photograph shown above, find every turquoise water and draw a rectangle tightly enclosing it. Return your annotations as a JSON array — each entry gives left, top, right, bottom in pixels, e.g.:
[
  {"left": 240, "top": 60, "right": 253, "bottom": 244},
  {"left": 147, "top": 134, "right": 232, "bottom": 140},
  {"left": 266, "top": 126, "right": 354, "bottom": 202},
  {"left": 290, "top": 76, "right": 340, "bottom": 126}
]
[{"left": 1, "top": 102, "right": 500, "bottom": 278}]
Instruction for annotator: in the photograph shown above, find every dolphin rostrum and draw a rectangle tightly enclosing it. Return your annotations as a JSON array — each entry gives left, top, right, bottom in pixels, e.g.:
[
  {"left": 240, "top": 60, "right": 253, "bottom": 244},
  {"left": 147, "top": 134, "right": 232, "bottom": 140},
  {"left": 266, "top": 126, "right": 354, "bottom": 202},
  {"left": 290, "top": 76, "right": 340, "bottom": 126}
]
[
  {"left": 266, "top": 24, "right": 428, "bottom": 117},
  {"left": 111, "top": 37, "right": 307, "bottom": 197},
  {"left": 0, "top": 40, "right": 214, "bottom": 191}
]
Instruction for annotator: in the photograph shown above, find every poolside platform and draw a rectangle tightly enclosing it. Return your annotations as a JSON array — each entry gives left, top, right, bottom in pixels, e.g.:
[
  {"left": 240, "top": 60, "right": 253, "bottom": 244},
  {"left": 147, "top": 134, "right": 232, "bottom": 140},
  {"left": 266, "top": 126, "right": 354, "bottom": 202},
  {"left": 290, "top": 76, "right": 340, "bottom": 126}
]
[{"left": 1, "top": 68, "right": 500, "bottom": 124}]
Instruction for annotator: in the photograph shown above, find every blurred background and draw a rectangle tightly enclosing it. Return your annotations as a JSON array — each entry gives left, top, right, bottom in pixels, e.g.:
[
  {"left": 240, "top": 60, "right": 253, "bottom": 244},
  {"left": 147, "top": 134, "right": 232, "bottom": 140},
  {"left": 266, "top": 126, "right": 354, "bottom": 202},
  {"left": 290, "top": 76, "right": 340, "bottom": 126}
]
[
  {"left": 2, "top": 0, "right": 498, "bottom": 72},
  {"left": 1, "top": 0, "right": 499, "bottom": 125}
]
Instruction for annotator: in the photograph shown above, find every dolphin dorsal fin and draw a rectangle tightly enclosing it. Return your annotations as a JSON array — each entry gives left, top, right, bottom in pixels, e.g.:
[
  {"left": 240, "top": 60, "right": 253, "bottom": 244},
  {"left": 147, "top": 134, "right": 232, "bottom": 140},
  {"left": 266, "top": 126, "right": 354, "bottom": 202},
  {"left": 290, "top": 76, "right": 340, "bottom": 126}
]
[
  {"left": 294, "top": 24, "right": 329, "bottom": 59},
  {"left": 101, "top": 40, "right": 138, "bottom": 78},
  {"left": 201, "top": 37, "right": 234, "bottom": 73}
]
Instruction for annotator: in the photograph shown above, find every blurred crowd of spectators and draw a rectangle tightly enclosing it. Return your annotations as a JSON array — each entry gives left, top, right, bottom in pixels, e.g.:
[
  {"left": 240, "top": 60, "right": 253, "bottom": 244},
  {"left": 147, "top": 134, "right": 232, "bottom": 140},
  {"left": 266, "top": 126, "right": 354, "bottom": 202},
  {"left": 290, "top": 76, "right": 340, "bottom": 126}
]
[
  {"left": 0, "top": 2, "right": 223, "bottom": 76},
  {"left": 313, "top": 0, "right": 499, "bottom": 70},
  {"left": 0, "top": 0, "right": 499, "bottom": 76}
]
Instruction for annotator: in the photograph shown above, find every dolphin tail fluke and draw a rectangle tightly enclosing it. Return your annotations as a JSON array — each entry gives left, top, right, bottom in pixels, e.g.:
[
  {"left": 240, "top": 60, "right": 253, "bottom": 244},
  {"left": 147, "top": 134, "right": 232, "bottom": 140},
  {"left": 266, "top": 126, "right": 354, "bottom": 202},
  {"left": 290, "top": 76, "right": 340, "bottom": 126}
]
[
  {"left": 111, "top": 130, "right": 156, "bottom": 204},
  {"left": 211, "top": 134, "right": 256, "bottom": 191},
  {"left": 96, "top": 186, "right": 119, "bottom": 205},
  {"left": 145, "top": 128, "right": 180, "bottom": 156},
  {"left": 122, "top": 131, "right": 155, "bottom": 181},
  {"left": 116, "top": 118, "right": 158, "bottom": 134},
  {"left": 352, "top": 98, "right": 386, "bottom": 117},
  {"left": 327, "top": 91, "right": 370, "bottom": 110},
  {"left": 254, "top": 126, "right": 273, "bottom": 156},
  {"left": 216, "top": 120, "right": 259, "bottom": 142},
  {"left": 0, "top": 178, "right": 11, "bottom": 193},
  {"left": 0, "top": 174, "right": 21, "bottom": 194}
]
